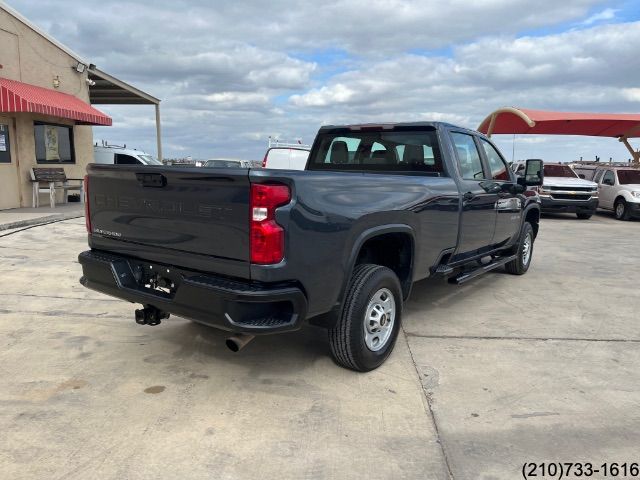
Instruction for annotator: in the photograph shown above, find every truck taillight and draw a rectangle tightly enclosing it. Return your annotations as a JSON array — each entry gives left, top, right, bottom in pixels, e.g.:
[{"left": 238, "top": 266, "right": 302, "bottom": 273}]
[
  {"left": 83, "top": 175, "right": 91, "bottom": 233},
  {"left": 250, "top": 183, "right": 290, "bottom": 264}
]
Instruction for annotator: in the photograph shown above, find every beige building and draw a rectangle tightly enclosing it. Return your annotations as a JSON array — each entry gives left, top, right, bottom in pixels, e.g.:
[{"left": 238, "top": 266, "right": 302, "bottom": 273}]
[{"left": 0, "top": 3, "right": 160, "bottom": 210}]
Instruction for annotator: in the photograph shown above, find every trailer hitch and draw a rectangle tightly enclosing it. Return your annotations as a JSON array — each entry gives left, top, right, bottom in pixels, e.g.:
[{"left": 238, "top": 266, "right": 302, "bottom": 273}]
[{"left": 135, "top": 305, "right": 170, "bottom": 326}]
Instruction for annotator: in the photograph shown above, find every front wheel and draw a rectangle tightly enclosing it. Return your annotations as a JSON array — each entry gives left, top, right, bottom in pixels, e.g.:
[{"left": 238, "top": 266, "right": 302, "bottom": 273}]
[
  {"left": 328, "top": 264, "right": 402, "bottom": 372},
  {"left": 505, "top": 222, "right": 534, "bottom": 275},
  {"left": 615, "top": 199, "right": 630, "bottom": 220}
]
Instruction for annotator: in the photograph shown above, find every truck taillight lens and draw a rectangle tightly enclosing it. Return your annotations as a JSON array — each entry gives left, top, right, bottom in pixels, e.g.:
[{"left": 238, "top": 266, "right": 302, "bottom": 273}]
[
  {"left": 250, "top": 183, "right": 290, "bottom": 264},
  {"left": 83, "top": 175, "right": 91, "bottom": 233}
]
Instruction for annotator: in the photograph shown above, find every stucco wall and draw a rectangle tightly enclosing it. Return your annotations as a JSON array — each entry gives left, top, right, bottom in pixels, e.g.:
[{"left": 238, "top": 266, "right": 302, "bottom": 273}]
[{"left": 0, "top": 7, "right": 95, "bottom": 209}]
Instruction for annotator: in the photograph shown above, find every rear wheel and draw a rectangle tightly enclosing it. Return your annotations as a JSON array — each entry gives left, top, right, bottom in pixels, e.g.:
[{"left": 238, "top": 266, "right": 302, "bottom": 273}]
[
  {"left": 576, "top": 213, "right": 592, "bottom": 220},
  {"left": 615, "top": 199, "right": 630, "bottom": 220},
  {"left": 328, "top": 264, "right": 402, "bottom": 372},
  {"left": 505, "top": 222, "right": 534, "bottom": 275}
]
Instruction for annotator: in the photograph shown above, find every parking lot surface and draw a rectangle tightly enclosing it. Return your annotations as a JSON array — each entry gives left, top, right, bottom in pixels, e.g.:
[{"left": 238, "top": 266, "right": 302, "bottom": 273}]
[{"left": 1, "top": 213, "right": 638, "bottom": 479}]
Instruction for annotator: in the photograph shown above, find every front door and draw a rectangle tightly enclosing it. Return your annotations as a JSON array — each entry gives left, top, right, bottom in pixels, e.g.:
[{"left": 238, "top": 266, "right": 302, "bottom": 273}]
[
  {"left": 0, "top": 118, "right": 21, "bottom": 210},
  {"left": 478, "top": 138, "right": 522, "bottom": 247},
  {"left": 450, "top": 131, "right": 497, "bottom": 256},
  {"left": 598, "top": 169, "right": 616, "bottom": 209}
]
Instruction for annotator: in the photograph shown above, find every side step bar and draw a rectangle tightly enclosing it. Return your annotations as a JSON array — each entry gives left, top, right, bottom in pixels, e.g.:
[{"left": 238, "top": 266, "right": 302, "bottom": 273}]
[{"left": 448, "top": 254, "right": 518, "bottom": 285}]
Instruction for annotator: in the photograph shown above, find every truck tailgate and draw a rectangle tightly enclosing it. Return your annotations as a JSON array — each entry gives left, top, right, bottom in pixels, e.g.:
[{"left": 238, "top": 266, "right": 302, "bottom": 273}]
[{"left": 87, "top": 165, "right": 250, "bottom": 275}]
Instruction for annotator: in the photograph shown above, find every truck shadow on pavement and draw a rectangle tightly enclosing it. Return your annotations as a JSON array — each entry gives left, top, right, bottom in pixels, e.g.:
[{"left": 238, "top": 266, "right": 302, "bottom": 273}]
[
  {"left": 149, "top": 319, "right": 331, "bottom": 375},
  {"left": 147, "top": 274, "right": 493, "bottom": 371}
]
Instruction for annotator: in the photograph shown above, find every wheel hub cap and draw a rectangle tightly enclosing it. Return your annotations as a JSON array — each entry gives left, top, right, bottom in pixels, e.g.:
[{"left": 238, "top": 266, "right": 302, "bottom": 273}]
[
  {"left": 522, "top": 233, "right": 532, "bottom": 266},
  {"left": 364, "top": 288, "right": 396, "bottom": 352}
]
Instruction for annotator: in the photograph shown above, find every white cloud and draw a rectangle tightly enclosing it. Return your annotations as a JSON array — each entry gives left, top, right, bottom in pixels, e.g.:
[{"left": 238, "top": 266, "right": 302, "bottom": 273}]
[
  {"left": 622, "top": 88, "right": 640, "bottom": 103},
  {"left": 581, "top": 7, "right": 617, "bottom": 25}
]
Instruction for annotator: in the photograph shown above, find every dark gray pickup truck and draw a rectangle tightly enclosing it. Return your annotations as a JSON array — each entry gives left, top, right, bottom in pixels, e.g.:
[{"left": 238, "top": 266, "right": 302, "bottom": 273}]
[{"left": 79, "top": 122, "right": 543, "bottom": 371}]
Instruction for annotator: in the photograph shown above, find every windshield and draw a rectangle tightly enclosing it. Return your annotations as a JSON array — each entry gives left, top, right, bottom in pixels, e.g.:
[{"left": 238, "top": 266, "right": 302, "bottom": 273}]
[
  {"left": 617, "top": 169, "right": 640, "bottom": 184},
  {"left": 543, "top": 164, "right": 577, "bottom": 178},
  {"left": 307, "top": 128, "right": 444, "bottom": 175},
  {"left": 138, "top": 155, "right": 163, "bottom": 166}
]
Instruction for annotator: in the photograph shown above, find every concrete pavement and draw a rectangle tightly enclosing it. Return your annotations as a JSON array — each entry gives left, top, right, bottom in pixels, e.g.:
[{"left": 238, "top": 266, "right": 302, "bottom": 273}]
[
  {"left": 0, "top": 212, "right": 638, "bottom": 479},
  {"left": 0, "top": 203, "right": 83, "bottom": 231}
]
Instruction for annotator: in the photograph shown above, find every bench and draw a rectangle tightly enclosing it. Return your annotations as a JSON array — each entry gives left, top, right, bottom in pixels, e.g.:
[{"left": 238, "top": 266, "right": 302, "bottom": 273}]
[{"left": 30, "top": 167, "right": 83, "bottom": 208}]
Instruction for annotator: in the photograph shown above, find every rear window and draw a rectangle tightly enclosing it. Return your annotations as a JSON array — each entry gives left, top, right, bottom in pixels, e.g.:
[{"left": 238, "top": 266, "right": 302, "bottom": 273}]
[
  {"left": 543, "top": 164, "right": 577, "bottom": 178},
  {"left": 307, "top": 129, "right": 444, "bottom": 175}
]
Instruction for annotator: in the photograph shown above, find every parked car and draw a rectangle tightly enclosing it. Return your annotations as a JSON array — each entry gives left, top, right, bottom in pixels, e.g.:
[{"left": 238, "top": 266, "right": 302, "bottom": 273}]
[
  {"left": 94, "top": 145, "right": 162, "bottom": 166},
  {"left": 203, "top": 159, "right": 251, "bottom": 168},
  {"left": 262, "top": 146, "right": 310, "bottom": 170},
  {"left": 79, "top": 122, "right": 542, "bottom": 371},
  {"left": 591, "top": 166, "right": 640, "bottom": 220},
  {"left": 513, "top": 161, "right": 598, "bottom": 219}
]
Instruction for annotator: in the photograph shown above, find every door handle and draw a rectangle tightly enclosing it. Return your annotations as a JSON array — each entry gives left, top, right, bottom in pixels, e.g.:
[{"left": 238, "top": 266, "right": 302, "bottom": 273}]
[{"left": 463, "top": 192, "right": 475, "bottom": 202}]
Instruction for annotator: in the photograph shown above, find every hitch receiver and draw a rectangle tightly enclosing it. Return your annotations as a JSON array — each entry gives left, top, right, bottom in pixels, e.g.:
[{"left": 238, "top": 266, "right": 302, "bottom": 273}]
[{"left": 135, "top": 305, "right": 170, "bottom": 326}]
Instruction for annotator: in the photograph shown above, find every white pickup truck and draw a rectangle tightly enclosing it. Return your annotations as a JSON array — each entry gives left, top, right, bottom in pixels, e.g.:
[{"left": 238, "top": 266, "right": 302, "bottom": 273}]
[{"left": 513, "top": 161, "right": 598, "bottom": 219}]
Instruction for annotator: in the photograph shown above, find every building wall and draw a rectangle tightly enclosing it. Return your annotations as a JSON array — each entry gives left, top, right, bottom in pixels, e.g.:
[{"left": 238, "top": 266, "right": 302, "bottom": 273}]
[{"left": 0, "top": 7, "right": 95, "bottom": 209}]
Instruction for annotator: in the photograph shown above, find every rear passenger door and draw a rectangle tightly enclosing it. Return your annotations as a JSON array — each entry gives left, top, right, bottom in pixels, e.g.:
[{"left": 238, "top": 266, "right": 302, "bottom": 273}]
[
  {"left": 479, "top": 138, "right": 521, "bottom": 247},
  {"left": 450, "top": 131, "right": 497, "bottom": 256}
]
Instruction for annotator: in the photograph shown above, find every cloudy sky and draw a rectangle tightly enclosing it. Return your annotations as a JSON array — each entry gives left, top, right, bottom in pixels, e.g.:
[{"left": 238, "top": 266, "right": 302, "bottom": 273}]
[{"left": 8, "top": 0, "right": 640, "bottom": 161}]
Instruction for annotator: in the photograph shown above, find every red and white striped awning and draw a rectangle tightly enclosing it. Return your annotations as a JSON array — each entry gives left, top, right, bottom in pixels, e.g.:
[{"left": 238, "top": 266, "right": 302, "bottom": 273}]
[{"left": 0, "top": 77, "right": 112, "bottom": 126}]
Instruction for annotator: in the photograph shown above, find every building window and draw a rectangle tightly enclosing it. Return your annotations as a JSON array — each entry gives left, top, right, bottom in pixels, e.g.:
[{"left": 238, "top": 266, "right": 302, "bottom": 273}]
[
  {"left": 34, "top": 123, "right": 75, "bottom": 164},
  {"left": 0, "top": 124, "right": 11, "bottom": 163}
]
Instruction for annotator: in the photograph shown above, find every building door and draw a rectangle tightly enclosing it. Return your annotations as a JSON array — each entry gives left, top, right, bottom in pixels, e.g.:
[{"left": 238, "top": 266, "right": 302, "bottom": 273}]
[{"left": 0, "top": 118, "right": 21, "bottom": 210}]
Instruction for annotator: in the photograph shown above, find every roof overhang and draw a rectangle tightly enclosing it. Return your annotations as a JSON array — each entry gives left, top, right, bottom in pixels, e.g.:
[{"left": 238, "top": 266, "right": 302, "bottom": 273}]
[
  {"left": 478, "top": 107, "right": 640, "bottom": 138},
  {"left": 0, "top": 77, "right": 112, "bottom": 126},
  {"left": 89, "top": 68, "right": 159, "bottom": 105}
]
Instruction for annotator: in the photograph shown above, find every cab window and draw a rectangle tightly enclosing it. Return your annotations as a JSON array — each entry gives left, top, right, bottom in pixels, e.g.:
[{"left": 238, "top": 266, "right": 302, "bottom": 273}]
[
  {"left": 480, "top": 139, "right": 510, "bottom": 181},
  {"left": 602, "top": 170, "right": 615, "bottom": 185},
  {"left": 451, "top": 132, "right": 486, "bottom": 180}
]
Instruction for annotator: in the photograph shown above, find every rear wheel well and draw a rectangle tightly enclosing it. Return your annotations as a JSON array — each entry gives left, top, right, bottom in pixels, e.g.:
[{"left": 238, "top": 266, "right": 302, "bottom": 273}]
[
  {"left": 615, "top": 195, "right": 627, "bottom": 206},
  {"left": 525, "top": 208, "right": 540, "bottom": 238},
  {"left": 355, "top": 233, "right": 413, "bottom": 299}
]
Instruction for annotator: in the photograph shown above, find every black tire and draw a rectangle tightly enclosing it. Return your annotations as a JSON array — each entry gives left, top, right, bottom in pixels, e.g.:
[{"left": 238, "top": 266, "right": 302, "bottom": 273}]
[
  {"left": 615, "top": 199, "right": 630, "bottom": 220},
  {"left": 328, "top": 264, "right": 403, "bottom": 372},
  {"left": 505, "top": 222, "right": 534, "bottom": 275},
  {"left": 576, "top": 213, "right": 592, "bottom": 220}
]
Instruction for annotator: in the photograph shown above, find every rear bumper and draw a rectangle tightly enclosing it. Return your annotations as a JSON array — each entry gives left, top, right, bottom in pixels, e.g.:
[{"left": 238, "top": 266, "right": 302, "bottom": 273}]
[
  {"left": 540, "top": 196, "right": 598, "bottom": 214},
  {"left": 78, "top": 250, "right": 307, "bottom": 334}
]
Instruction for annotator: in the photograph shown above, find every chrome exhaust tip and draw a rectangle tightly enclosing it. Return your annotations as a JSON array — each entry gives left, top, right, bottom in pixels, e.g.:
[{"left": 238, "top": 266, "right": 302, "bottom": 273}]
[{"left": 225, "top": 334, "right": 255, "bottom": 352}]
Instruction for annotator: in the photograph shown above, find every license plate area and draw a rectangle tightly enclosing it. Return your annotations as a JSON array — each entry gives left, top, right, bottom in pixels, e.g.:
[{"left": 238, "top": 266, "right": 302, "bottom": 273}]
[{"left": 130, "top": 261, "right": 182, "bottom": 299}]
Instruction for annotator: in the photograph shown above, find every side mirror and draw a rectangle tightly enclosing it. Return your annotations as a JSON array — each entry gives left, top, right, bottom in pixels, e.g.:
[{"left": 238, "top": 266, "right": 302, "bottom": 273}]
[
  {"left": 578, "top": 174, "right": 585, "bottom": 179},
  {"left": 517, "top": 159, "right": 544, "bottom": 187}
]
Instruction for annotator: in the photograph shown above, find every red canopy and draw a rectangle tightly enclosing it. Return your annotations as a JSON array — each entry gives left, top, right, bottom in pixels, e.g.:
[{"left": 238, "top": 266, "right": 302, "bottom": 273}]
[
  {"left": 0, "top": 77, "right": 112, "bottom": 126},
  {"left": 478, "top": 107, "right": 640, "bottom": 138}
]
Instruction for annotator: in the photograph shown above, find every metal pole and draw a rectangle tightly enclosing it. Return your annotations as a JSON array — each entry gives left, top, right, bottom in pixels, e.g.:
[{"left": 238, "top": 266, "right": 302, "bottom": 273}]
[
  {"left": 619, "top": 136, "right": 640, "bottom": 165},
  {"left": 155, "top": 103, "right": 163, "bottom": 162}
]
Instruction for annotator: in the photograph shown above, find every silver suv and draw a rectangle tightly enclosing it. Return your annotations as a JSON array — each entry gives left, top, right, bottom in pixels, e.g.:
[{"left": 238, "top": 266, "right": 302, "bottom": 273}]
[
  {"left": 513, "top": 161, "right": 598, "bottom": 219},
  {"left": 591, "top": 166, "right": 640, "bottom": 220}
]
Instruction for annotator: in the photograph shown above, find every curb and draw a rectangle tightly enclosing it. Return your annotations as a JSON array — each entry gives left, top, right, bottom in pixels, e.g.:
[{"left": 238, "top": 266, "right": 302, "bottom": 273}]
[{"left": 0, "top": 212, "right": 83, "bottom": 232}]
